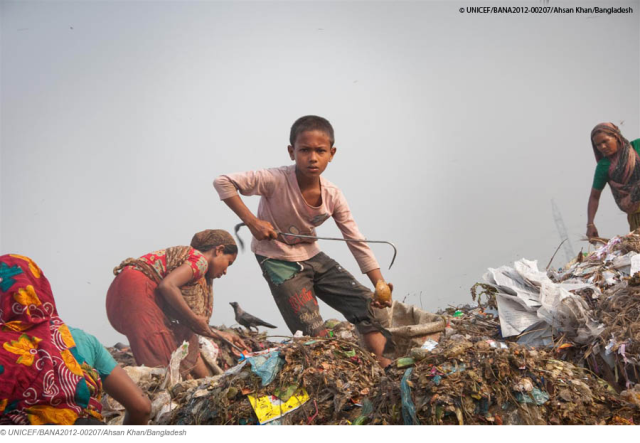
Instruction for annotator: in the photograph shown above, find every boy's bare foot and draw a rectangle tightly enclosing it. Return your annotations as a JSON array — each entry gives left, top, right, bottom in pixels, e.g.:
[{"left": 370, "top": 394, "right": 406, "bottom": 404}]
[
  {"left": 377, "top": 356, "right": 392, "bottom": 368},
  {"left": 362, "top": 331, "right": 391, "bottom": 368}
]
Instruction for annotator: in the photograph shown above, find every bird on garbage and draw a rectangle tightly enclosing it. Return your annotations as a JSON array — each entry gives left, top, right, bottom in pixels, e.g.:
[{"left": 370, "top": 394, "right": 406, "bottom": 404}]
[{"left": 230, "top": 302, "right": 277, "bottom": 332}]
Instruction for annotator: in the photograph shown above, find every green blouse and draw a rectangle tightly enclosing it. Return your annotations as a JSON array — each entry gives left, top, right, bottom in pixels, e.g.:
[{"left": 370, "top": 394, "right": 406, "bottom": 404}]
[{"left": 593, "top": 139, "right": 640, "bottom": 190}]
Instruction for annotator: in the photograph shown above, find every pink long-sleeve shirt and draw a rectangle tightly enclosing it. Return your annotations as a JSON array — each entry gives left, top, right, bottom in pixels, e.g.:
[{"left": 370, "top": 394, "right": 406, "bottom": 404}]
[{"left": 213, "top": 165, "right": 380, "bottom": 273}]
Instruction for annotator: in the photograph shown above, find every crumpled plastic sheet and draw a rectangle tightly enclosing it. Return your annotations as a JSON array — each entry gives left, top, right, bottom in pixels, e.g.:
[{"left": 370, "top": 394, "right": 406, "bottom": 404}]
[
  {"left": 537, "top": 281, "right": 604, "bottom": 344},
  {"left": 515, "top": 387, "right": 550, "bottom": 406},
  {"left": 162, "top": 340, "right": 189, "bottom": 390},
  {"left": 401, "top": 368, "right": 419, "bottom": 425},
  {"left": 517, "top": 321, "right": 554, "bottom": 347},
  {"left": 484, "top": 259, "right": 603, "bottom": 342},
  {"left": 246, "top": 351, "right": 284, "bottom": 386},
  {"left": 199, "top": 336, "right": 219, "bottom": 366},
  {"left": 592, "top": 236, "right": 623, "bottom": 261}
]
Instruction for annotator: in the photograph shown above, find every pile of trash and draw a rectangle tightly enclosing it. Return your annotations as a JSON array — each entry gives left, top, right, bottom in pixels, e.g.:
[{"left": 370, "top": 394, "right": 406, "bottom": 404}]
[
  {"left": 99, "top": 232, "right": 640, "bottom": 425},
  {"left": 102, "top": 365, "right": 167, "bottom": 425},
  {"left": 102, "top": 327, "right": 281, "bottom": 425},
  {"left": 477, "top": 231, "right": 640, "bottom": 392},
  {"left": 590, "top": 284, "right": 640, "bottom": 389},
  {"left": 106, "top": 343, "right": 136, "bottom": 367},
  {"left": 104, "top": 317, "right": 640, "bottom": 425},
  {"left": 101, "top": 304, "right": 445, "bottom": 425},
  {"left": 211, "top": 328, "right": 281, "bottom": 372},
  {"left": 438, "top": 299, "right": 501, "bottom": 341},
  {"left": 169, "top": 335, "right": 383, "bottom": 425},
  {"left": 102, "top": 322, "right": 385, "bottom": 425},
  {"left": 373, "top": 337, "right": 639, "bottom": 425}
]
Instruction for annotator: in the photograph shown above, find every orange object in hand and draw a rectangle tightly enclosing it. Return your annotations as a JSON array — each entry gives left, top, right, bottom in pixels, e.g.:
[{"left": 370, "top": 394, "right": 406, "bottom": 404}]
[{"left": 374, "top": 280, "right": 392, "bottom": 304}]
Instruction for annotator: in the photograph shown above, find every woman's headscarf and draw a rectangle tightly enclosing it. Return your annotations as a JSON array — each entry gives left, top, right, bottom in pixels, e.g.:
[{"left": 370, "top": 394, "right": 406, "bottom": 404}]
[
  {"left": 591, "top": 122, "right": 629, "bottom": 162},
  {"left": 190, "top": 229, "right": 237, "bottom": 254},
  {"left": 591, "top": 123, "right": 640, "bottom": 214},
  {"left": 0, "top": 254, "right": 103, "bottom": 425}
]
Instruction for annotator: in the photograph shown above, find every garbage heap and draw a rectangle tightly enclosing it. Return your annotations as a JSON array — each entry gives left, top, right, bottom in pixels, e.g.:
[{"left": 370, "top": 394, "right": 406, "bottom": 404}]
[
  {"left": 169, "top": 334, "right": 383, "bottom": 425},
  {"left": 556, "top": 234, "right": 640, "bottom": 391},
  {"left": 106, "top": 343, "right": 137, "bottom": 367},
  {"left": 100, "top": 234, "right": 640, "bottom": 426},
  {"left": 438, "top": 299, "right": 501, "bottom": 341},
  {"left": 478, "top": 231, "right": 640, "bottom": 392},
  {"left": 103, "top": 305, "right": 445, "bottom": 425},
  {"left": 372, "top": 337, "right": 640, "bottom": 425},
  {"left": 102, "top": 327, "right": 281, "bottom": 425},
  {"left": 106, "top": 328, "right": 277, "bottom": 372},
  {"left": 105, "top": 317, "right": 640, "bottom": 425}
]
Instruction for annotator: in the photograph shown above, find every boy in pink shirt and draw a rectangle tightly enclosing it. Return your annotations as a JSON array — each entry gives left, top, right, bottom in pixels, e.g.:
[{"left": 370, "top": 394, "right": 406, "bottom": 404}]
[{"left": 214, "top": 115, "right": 393, "bottom": 367}]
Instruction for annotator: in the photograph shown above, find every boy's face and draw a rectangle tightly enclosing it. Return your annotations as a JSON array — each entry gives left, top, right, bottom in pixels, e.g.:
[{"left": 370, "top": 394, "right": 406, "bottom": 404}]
[{"left": 288, "top": 130, "right": 336, "bottom": 179}]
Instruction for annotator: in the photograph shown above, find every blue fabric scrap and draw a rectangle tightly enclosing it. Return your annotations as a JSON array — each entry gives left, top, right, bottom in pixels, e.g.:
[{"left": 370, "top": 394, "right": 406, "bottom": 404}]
[
  {"left": 401, "top": 368, "right": 420, "bottom": 425},
  {"left": 247, "top": 351, "right": 284, "bottom": 386}
]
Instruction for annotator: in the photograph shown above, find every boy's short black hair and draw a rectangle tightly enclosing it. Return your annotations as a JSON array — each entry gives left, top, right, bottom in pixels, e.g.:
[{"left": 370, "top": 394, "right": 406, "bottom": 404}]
[{"left": 289, "top": 115, "right": 335, "bottom": 147}]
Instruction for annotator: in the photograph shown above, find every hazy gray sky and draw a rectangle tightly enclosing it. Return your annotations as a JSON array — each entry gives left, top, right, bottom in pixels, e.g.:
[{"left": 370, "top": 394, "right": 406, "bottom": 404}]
[{"left": 2, "top": 0, "right": 639, "bottom": 345}]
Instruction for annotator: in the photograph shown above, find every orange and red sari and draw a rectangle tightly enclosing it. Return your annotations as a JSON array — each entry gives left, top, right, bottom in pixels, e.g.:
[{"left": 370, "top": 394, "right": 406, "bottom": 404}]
[{"left": 0, "top": 254, "right": 103, "bottom": 425}]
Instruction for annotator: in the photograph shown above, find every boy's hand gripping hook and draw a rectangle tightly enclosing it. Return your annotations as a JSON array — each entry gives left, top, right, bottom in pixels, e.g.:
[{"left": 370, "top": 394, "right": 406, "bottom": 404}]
[{"left": 233, "top": 222, "right": 398, "bottom": 270}]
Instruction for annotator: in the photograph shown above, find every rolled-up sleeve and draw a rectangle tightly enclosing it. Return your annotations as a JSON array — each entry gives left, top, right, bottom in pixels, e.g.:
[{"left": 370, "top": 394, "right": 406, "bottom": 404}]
[{"left": 214, "top": 170, "right": 278, "bottom": 200}]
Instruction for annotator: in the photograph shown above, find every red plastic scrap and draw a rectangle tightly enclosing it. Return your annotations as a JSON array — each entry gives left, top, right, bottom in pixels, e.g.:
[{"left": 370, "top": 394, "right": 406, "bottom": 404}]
[{"left": 307, "top": 400, "right": 319, "bottom": 424}]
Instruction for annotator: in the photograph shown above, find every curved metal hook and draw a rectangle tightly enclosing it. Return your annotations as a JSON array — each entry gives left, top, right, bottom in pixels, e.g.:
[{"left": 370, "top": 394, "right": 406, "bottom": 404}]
[
  {"left": 234, "top": 223, "right": 398, "bottom": 270},
  {"left": 234, "top": 222, "right": 247, "bottom": 251}
]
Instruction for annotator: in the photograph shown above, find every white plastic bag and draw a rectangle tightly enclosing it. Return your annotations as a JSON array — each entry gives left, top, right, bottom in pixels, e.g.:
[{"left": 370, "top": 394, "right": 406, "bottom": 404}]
[{"left": 162, "top": 340, "right": 189, "bottom": 390}]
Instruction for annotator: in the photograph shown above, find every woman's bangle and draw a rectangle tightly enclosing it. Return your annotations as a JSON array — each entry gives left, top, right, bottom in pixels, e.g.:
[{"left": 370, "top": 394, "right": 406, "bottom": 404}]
[{"left": 587, "top": 223, "right": 595, "bottom": 227}]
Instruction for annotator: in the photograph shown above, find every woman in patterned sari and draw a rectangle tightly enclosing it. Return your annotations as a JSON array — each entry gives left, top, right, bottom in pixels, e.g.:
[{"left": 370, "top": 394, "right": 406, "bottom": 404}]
[
  {"left": 0, "top": 254, "right": 104, "bottom": 425},
  {"left": 106, "top": 229, "right": 247, "bottom": 379},
  {"left": 587, "top": 123, "right": 640, "bottom": 239}
]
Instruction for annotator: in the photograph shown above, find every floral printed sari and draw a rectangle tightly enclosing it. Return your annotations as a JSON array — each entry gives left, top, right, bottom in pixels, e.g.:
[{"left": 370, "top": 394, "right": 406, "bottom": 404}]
[{"left": 0, "top": 254, "right": 103, "bottom": 425}]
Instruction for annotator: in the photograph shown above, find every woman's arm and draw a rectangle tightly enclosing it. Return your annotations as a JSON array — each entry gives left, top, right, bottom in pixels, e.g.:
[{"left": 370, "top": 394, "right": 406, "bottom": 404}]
[
  {"left": 157, "top": 263, "right": 214, "bottom": 337},
  {"left": 102, "top": 366, "right": 151, "bottom": 425},
  {"left": 587, "top": 187, "right": 602, "bottom": 239},
  {"left": 158, "top": 264, "right": 249, "bottom": 351}
]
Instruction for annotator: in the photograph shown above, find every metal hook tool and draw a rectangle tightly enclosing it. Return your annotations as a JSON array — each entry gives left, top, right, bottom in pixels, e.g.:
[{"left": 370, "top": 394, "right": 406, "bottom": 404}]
[{"left": 234, "top": 222, "right": 398, "bottom": 270}]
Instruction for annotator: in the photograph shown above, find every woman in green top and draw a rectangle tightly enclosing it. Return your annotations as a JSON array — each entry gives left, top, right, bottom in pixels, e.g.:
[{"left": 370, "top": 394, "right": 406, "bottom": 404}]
[{"left": 587, "top": 122, "right": 640, "bottom": 239}]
